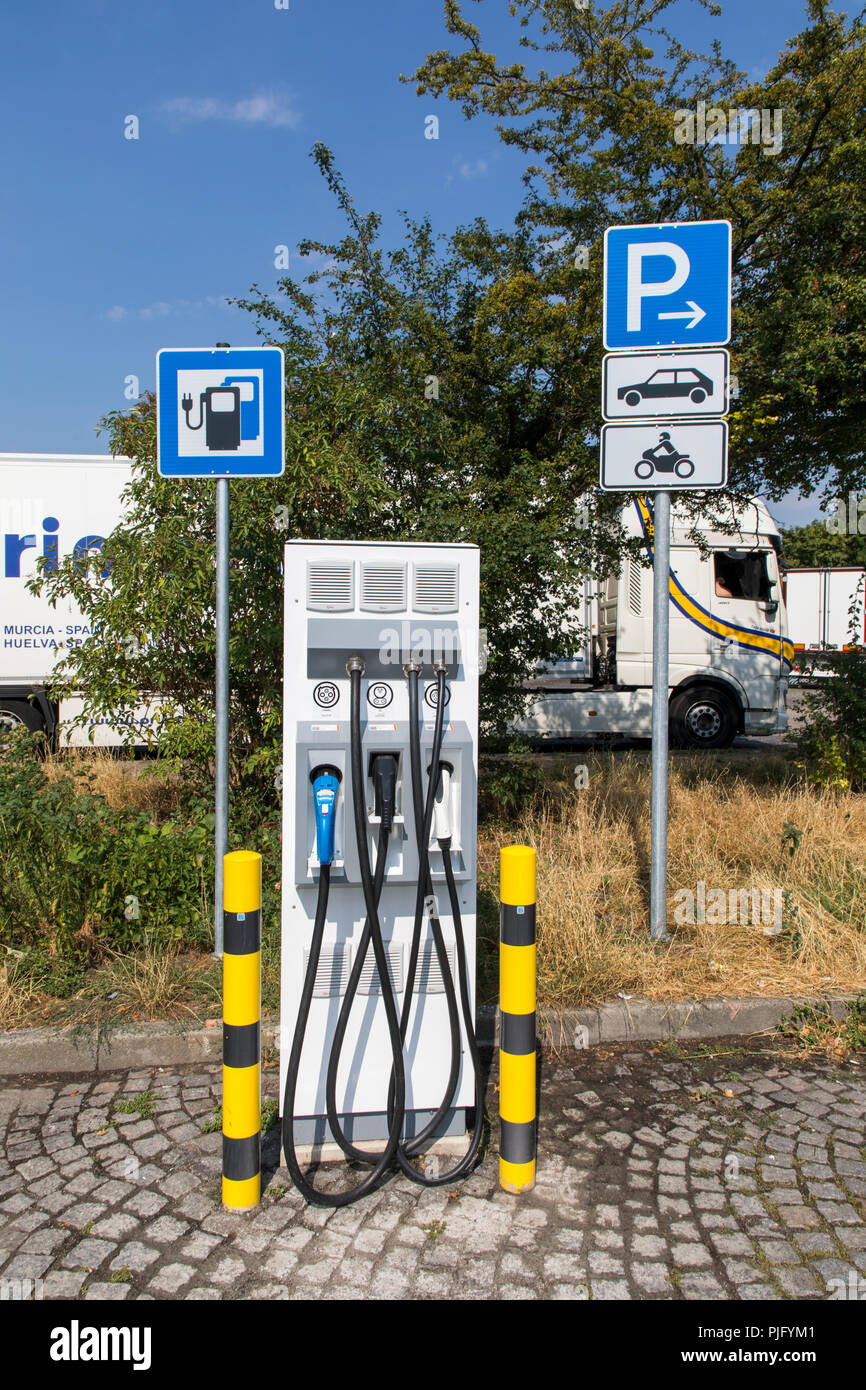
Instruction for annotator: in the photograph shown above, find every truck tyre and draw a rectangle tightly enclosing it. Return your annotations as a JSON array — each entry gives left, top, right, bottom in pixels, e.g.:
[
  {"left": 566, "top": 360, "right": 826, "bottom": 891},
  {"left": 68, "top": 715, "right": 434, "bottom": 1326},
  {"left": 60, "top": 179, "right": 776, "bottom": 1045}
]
[
  {"left": 0, "top": 700, "right": 45, "bottom": 737},
  {"left": 669, "top": 685, "right": 738, "bottom": 749}
]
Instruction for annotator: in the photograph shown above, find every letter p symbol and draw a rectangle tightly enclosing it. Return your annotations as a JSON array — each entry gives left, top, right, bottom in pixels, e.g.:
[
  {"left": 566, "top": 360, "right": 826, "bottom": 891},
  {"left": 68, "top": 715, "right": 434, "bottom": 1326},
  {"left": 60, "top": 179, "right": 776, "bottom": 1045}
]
[{"left": 626, "top": 242, "right": 690, "bottom": 332}]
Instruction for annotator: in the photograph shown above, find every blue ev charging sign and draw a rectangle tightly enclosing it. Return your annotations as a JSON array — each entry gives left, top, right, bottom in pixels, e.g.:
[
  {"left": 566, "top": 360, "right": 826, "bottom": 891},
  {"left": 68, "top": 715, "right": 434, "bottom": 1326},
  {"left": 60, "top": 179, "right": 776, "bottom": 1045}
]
[
  {"left": 157, "top": 346, "right": 285, "bottom": 478},
  {"left": 603, "top": 221, "right": 731, "bottom": 351}
]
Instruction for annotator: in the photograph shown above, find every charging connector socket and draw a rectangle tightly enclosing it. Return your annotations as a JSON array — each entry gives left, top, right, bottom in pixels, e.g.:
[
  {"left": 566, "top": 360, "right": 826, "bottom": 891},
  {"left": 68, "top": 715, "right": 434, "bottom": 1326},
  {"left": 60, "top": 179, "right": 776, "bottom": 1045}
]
[{"left": 370, "top": 754, "right": 399, "bottom": 834}]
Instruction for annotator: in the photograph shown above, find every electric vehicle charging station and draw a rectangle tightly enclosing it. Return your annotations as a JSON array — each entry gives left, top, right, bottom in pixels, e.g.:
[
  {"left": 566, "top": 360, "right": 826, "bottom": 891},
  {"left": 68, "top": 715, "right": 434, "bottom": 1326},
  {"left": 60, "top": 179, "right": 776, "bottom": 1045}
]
[{"left": 279, "top": 539, "right": 483, "bottom": 1204}]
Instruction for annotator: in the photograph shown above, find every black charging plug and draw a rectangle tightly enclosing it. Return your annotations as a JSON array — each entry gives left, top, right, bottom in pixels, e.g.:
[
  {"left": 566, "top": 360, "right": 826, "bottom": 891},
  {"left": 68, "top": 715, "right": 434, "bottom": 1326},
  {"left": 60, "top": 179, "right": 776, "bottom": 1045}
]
[{"left": 370, "top": 754, "right": 399, "bottom": 834}]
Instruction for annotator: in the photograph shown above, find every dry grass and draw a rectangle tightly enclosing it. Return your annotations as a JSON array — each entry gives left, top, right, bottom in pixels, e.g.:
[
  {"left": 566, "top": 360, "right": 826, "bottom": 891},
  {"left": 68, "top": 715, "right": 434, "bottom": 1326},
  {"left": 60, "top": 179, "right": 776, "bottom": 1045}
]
[
  {"left": 0, "top": 957, "right": 45, "bottom": 1029},
  {"left": 8, "top": 747, "right": 866, "bottom": 1023},
  {"left": 0, "top": 949, "right": 221, "bottom": 1031},
  {"left": 43, "top": 748, "right": 184, "bottom": 815},
  {"left": 478, "top": 753, "right": 866, "bottom": 1007},
  {"left": 76, "top": 950, "right": 221, "bottom": 1024}
]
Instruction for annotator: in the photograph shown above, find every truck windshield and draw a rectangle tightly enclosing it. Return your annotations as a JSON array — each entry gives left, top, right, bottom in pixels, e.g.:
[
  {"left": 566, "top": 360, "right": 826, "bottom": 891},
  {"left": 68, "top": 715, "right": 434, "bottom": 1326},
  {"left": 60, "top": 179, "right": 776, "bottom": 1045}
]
[{"left": 714, "top": 550, "right": 774, "bottom": 601}]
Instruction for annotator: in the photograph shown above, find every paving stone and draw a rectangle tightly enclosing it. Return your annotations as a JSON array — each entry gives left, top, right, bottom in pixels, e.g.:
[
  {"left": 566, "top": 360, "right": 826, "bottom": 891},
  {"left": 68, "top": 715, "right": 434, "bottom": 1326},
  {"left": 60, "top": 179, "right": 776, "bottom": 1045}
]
[
  {"left": 145, "top": 1215, "right": 190, "bottom": 1244},
  {"left": 19, "top": 1227, "right": 69, "bottom": 1255},
  {"left": 778, "top": 1205, "right": 822, "bottom": 1230},
  {"left": 758, "top": 1239, "right": 798, "bottom": 1263},
  {"left": 632, "top": 1261, "right": 672, "bottom": 1293},
  {"left": 816, "top": 1201, "right": 861, "bottom": 1224},
  {"left": 42, "top": 1269, "right": 88, "bottom": 1298},
  {"left": 671, "top": 1242, "right": 713, "bottom": 1269},
  {"left": 3, "top": 1054, "right": 865, "bottom": 1303},
  {"left": 774, "top": 1265, "right": 824, "bottom": 1297},
  {"left": 90, "top": 1213, "right": 140, "bottom": 1240},
  {"left": 710, "top": 1233, "right": 754, "bottom": 1257},
  {"left": 62, "top": 1203, "right": 107, "bottom": 1229},
  {"left": 2, "top": 1253, "right": 54, "bottom": 1282},
  {"left": 123, "top": 1192, "right": 169, "bottom": 1219},
  {"left": 589, "top": 1278, "right": 630, "bottom": 1299},
  {"left": 147, "top": 1263, "right": 196, "bottom": 1294},
  {"left": 108, "top": 1242, "right": 160, "bottom": 1272},
  {"left": 62, "top": 1238, "right": 117, "bottom": 1270}
]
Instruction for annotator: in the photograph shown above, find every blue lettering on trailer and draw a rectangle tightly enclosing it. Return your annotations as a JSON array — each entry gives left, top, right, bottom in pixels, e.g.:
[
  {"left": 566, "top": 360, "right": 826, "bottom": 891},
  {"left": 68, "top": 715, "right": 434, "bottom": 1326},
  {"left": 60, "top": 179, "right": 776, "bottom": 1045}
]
[{"left": 3, "top": 520, "right": 108, "bottom": 578}]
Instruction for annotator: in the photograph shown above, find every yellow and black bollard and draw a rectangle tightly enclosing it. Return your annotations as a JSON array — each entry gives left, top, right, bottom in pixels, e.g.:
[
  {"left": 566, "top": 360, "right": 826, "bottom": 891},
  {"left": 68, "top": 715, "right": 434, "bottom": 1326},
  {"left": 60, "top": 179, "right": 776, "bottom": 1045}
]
[
  {"left": 499, "top": 845, "right": 537, "bottom": 1194},
  {"left": 222, "top": 850, "right": 262, "bottom": 1212}
]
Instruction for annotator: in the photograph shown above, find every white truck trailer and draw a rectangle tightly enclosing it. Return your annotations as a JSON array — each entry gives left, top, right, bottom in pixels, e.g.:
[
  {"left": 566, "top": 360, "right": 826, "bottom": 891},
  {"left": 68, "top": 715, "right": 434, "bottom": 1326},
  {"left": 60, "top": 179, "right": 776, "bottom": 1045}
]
[
  {"left": 0, "top": 452, "right": 159, "bottom": 745},
  {"left": 783, "top": 567, "right": 866, "bottom": 654},
  {"left": 2, "top": 457, "right": 791, "bottom": 751},
  {"left": 520, "top": 495, "right": 792, "bottom": 748}
]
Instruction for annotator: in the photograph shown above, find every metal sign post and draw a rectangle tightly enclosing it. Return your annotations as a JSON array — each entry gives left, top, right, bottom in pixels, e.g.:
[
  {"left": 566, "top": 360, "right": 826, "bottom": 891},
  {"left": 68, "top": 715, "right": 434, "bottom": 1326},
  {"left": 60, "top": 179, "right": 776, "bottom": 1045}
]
[
  {"left": 649, "top": 491, "right": 671, "bottom": 941},
  {"left": 600, "top": 220, "right": 732, "bottom": 942},
  {"left": 214, "top": 474, "right": 230, "bottom": 956},
  {"left": 157, "top": 342, "right": 285, "bottom": 955}
]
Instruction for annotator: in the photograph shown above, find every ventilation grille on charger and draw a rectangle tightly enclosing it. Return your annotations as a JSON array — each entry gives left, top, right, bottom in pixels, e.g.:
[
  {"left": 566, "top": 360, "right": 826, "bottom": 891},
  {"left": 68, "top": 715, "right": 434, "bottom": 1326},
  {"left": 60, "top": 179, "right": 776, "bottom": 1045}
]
[
  {"left": 360, "top": 563, "right": 407, "bottom": 613},
  {"left": 413, "top": 941, "right": 456, "bottom": 994},
  {"left": 357, "top": 943, "right": 404, "bottom": 995},
  {"left": 307, "top": 562, "right": 354, "bottom": 612},
  {"left": 413, "top": 564, "right": 459, "bottom": 613},
  {"left": 303, "top": 945, "right": 351, "bottom": 997}
]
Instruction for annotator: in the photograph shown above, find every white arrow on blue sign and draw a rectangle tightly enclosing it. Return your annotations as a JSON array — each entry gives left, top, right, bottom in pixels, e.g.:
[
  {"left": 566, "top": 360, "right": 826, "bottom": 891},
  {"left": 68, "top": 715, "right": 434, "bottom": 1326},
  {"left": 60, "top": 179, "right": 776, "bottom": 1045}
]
[{"left": 603, "top": 221, "right": 731, "bottom": 351}]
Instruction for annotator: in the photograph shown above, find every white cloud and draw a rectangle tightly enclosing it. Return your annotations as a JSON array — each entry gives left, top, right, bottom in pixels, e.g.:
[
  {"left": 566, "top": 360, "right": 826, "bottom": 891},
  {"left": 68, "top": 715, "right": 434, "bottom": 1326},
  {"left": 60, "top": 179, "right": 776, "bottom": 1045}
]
[
  {"left": 159, "top": 91, "right": 300, "bottom": 129},
  {"left": 103, "top": 297, "right": 232, "bottom": 322},
  {"left": 456, "top": 157, "right": 488, "bottom": 180},
  {"left": 139, "top": 301, "right": 173, "bottom": 320},
  {"left": 140, "top": 296, "right": 231, "bottom": 320}
]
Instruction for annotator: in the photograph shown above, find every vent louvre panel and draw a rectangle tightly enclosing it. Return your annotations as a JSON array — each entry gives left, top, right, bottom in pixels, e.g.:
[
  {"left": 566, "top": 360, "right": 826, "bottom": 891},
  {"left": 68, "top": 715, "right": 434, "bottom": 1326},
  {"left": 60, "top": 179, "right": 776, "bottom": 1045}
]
[
  {"left": 413, "top": 565, "right": 459, "bottom": 613},
  {"left": 303, "top": 945, "right": 351, "bottom": 998},
  {"left": 307, "top": 562, "right": 354, "bottom": 612},
  {"left": 360, "top": 563, "right": 407, "bottom": 613},
  {"left": 413, "top": 942, "right": 456, "bottom": 994},
  {"left": 357, "top": 943, "right": 404, "bottom": 995}
]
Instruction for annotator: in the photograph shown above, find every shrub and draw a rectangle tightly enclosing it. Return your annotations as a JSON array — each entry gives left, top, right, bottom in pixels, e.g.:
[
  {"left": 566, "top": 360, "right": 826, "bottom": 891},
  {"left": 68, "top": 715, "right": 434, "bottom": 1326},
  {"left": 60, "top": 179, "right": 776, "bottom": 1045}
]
[
  {"left": 478, "top": 744, "right": 545, "bottom": 823},
  {"left": 794, "top": 645, "right": 866, "bottom": 792},
  {"left": 0, "top": 730, "right": 211, "bottom": 977}
]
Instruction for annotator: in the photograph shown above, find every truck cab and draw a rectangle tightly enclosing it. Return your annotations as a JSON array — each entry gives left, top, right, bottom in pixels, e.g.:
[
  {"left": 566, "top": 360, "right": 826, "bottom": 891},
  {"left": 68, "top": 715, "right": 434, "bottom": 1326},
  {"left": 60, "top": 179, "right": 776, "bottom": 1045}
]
[{"left": 521, "top": 495, "right": 791, "bottom": 748}]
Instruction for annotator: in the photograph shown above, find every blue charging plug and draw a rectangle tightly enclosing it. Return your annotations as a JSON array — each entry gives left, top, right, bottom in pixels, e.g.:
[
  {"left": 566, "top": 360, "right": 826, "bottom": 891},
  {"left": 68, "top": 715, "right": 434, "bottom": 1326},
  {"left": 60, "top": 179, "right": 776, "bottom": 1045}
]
[{"left": 310, "top": 765, "right": 342, "bottom": 867}]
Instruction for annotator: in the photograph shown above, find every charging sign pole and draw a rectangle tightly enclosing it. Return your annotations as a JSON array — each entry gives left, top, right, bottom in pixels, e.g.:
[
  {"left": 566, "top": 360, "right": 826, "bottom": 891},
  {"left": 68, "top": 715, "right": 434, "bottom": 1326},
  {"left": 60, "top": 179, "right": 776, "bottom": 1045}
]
[
  {"left": 157, "top": 344, "right": 285, "bottom": 954},
  {"left": 601, "top": 221, "right": 732, "bottom": 941}
]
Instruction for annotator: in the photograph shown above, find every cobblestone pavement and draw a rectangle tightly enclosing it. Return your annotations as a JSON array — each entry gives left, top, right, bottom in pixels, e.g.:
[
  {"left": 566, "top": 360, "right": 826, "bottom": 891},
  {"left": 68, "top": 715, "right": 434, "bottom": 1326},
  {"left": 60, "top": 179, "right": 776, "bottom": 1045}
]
[{"left": 1, "top": 1042, "right": 864, "bottom": 1301}]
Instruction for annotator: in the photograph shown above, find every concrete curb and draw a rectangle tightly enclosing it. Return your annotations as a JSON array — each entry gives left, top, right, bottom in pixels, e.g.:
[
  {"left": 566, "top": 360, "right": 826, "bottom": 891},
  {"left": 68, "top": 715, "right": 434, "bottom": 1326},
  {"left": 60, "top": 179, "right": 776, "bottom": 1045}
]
[
  {"left": 0, "top": 994, "right": 858, "bottom": 1076},
  {"left": 538, "top": 995, "right": 858, "bottom": 1052}
]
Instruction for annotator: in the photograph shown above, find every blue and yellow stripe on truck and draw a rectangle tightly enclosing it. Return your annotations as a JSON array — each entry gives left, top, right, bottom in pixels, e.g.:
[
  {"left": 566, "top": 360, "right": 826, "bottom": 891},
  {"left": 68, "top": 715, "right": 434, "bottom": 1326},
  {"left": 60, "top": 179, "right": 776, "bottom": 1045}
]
[{"left": 634, "top": 497, "right": 794, "bottom": 670}]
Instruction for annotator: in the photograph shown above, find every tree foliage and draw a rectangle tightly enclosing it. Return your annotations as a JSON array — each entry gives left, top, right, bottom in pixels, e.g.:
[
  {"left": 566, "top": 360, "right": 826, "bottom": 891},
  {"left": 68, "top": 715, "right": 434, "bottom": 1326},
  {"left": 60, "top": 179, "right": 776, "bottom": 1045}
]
[
  {"left": 33, "top": 148, "right": 629, "bottom": 779},
  {"left": 781, "top": 514, "right": 866, "bottom": 568},
  {"left": 31, "top": 3, "right": 866, "bottom": 793},
  {"left": 408, "top": 0, "right": 866, "bottom": 501}
]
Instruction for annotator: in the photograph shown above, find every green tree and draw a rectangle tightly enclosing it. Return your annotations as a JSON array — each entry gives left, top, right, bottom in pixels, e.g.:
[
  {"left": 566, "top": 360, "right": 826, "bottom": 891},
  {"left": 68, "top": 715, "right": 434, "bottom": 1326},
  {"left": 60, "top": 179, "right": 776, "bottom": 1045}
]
[
  {"left": 408, "top": 0, "right": 866, "bottom": 503},
  {"left": 32, "top": 148, "right": 626, "bottom": 782},
  {"left": 781, "top": 514, "right": 866, "bottom": 568}
]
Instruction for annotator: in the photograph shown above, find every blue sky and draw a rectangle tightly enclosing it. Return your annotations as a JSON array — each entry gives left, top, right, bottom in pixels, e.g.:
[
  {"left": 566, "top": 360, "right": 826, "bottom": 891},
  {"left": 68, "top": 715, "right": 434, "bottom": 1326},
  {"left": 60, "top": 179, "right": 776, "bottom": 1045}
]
[{"left": 0, "top": 0, "right": 825, "bottom": 525}]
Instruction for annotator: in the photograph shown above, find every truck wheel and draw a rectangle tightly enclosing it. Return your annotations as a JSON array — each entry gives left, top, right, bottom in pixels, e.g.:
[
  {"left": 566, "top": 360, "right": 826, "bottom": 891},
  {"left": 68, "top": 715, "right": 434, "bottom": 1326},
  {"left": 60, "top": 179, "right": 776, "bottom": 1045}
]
[
  {"left": 0, "top": 700, "right": 45, "bottom": 738},
  {"left": 669, "top": 686, "right": 738, "bottom": 749}
]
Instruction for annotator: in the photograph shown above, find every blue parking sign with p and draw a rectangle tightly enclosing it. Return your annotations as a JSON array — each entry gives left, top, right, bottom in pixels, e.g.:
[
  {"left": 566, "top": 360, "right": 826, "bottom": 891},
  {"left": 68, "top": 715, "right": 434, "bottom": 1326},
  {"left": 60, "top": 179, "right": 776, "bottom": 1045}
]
[{"left": 603, "top": 221, "right": 731, "bottom": 351}]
